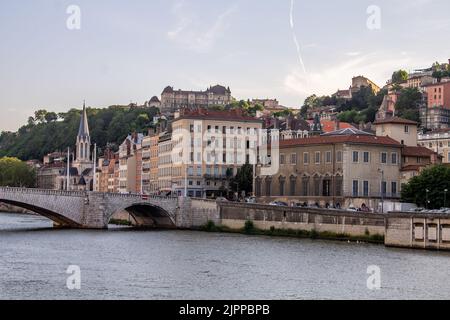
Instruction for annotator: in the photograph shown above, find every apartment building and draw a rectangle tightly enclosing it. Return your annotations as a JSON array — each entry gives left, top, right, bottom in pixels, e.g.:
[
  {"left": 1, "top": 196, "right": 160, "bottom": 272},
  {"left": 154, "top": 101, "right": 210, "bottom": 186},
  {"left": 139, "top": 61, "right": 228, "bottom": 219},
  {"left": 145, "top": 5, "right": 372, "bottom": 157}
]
[
  {"left": 170, "top": 108, "right": 263, "bottom": 198},
  {"left": 256, "top": 128, "right": 402, "bottom": 211}
]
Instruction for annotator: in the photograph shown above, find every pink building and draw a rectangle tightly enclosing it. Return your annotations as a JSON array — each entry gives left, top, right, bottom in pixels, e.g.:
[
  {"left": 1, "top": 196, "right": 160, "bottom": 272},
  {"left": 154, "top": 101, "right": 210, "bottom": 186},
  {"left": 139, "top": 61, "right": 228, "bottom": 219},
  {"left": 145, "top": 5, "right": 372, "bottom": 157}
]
[{"left": 425, "top": 81, "right": 450, "bottom": 109}]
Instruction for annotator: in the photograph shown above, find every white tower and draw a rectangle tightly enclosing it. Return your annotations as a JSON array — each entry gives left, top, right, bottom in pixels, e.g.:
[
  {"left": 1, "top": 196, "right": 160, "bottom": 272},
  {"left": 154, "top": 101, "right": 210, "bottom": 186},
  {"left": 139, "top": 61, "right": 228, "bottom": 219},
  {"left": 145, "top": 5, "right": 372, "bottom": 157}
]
[{"left": 74, "top": 101, "right": 92, "bottom": 173}]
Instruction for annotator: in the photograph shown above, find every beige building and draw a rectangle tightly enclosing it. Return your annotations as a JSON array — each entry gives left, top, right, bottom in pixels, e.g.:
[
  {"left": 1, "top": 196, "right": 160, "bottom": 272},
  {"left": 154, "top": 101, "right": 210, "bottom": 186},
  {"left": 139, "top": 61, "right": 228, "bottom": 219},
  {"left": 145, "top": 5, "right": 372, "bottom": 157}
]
[
  {"left": 158, "top": 131, "right": 173, "bottom": 192},
  {"left": 170, "top": 108, "right": 263, "bottom": 198},
  {"left": 374, "top": 117, "right": 418, "bottom": 146},
  {"left": 256, "top": 128, "right": 402, "bottom": 211},
  {"left": 418, "top": 128, "right": 450, "bottom": 163},
  {"left": 352, "top": 76, "right": 381, "bottom": 94},
  {"left": 160, "top": 85, "right": 232, "bottom": 113},
  {"left": 118, "top": 133, "right": 143, "bottom": 193}
]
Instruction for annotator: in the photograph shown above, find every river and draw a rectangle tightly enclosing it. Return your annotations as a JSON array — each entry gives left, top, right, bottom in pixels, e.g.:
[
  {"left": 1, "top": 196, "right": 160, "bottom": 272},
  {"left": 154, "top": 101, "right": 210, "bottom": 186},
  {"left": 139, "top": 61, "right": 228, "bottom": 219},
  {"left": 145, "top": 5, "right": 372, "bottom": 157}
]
[{"left": 1, "top": 212, "right": 450, "bottom": 300}]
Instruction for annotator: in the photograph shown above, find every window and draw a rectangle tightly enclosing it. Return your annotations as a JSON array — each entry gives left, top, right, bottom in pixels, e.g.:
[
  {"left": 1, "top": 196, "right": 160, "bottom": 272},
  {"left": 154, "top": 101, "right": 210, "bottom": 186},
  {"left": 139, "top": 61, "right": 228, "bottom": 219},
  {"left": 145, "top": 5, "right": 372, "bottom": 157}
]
[
  {"left": 265, "top": 179, "right": 272, "bottom": 196},
  {"left": 279, "top": 179, "right": 285, "bottom": 196},
  {"left": 363, "top": 152, "right": 370, "bottom": 163},
  {"left": 291, "top": 153, "right": 297, "bottom": 165},
  {"left": 352, "top": 180, "right": 359, "bottom": 197},
  {"left": 326, "top": 151, "right": 332, "bottom": 163},
  {"left": 381, "top": 181, "right": 387, "bottom": 196},
  {"left": 280, "top": 154, "right": 286, "bottom": 165},
  {"left": 290, "top": 178, "right": 296, "bottom": 196},
  {"left": 363, "top": 181, "right": 369, "bottom": 197},
  {"left": 391, "top": 182, "right": 397, "bottom": 196},
  {"left": 190, "top": 124, "right": 194, "bottom": 133},
  {"left": 336, "top": 151, "right": 343, "bottom": 163},
  {"left": 391, "top": 153, "right": 398, "bottom": 165},
  {"left": 302, "top": 179, "right": 309, "bottom": 196},
  {"left": 404, "top": 125, "right": 409, "bottom": 133},
  {"left": 315, "top": 152, "right": 321, "bottom": 164},
  {"left": 381, "top": 152, "right": 387, "bottom": 164},
  {"left": 353, "top": 151, "right": 359, "bottom": 163},
  {"left": 303, "top": 152, "right": 309, "bottom": 165}
]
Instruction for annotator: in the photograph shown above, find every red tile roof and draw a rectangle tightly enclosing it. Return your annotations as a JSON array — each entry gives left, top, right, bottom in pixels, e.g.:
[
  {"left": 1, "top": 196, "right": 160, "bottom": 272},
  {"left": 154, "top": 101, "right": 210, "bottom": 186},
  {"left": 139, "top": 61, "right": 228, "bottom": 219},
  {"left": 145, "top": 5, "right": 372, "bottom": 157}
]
[
  {"left": 401, "top": 165, "right": 425, "bottom": 172},
  {"left": 279, "top": 135, "right": 401, "bottom": 149},
  {"left": 176, "top": 108, "right": 262, "bottom": 123},
  {"left": 374, "top": 117, "right": 418, "bottom": 125},
  {"left": 402, "top": 146, "right": 435, "bottom": 157}
]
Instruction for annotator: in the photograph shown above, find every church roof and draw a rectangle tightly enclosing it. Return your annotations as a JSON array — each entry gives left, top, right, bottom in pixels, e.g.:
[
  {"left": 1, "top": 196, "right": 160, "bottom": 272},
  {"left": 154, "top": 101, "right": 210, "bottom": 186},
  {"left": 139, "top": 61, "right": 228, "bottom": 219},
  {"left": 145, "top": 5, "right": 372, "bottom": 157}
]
[{"left": 78, "top": 102, "right": 90, "bottom": 138}]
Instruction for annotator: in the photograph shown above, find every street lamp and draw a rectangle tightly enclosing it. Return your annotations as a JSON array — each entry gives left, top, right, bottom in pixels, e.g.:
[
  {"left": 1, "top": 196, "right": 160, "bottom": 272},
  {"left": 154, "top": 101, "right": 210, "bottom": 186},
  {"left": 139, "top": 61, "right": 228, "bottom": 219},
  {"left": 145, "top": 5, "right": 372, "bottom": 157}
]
[
  {"left": 378, "top": 169, "right": 384, "bottom": 214},
  {"left": 444, "top": 189, "right": 448, "bottom": 208},
  {"left": 426, "top": 189, "right": 430, "bottom": 209}
]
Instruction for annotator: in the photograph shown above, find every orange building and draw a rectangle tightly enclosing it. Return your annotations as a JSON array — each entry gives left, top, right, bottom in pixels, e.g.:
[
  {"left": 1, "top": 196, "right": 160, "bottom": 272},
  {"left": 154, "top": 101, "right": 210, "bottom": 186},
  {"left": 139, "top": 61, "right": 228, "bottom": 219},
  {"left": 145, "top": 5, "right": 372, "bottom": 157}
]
[{"left": 425, "top": 81, "right": 450, "bottom": 108}]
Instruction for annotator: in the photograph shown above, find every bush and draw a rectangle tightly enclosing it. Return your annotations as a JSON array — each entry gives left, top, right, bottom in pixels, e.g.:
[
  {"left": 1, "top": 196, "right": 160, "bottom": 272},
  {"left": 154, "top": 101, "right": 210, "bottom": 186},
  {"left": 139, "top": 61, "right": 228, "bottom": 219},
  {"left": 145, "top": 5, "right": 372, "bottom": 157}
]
[
  {"left": 202, "top": 220, "right": 217, "bottom": 232},
  {"left": 244, "top": 220, "right": 255, "bottom": 234}
]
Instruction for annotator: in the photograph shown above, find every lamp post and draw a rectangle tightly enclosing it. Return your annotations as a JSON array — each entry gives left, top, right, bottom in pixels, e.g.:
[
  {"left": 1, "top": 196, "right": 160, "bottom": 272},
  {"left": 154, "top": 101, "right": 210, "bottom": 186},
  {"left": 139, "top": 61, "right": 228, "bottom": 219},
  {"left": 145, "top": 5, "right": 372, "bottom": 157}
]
[
  {"left": 378, "top": 169, "right": 384, "bottom": 213},
  {"left": 426, "top": 189, "right": 430, "bottom": 209},
  {"left": 444, "top": 189, "right": 448, "bottom": 208}
]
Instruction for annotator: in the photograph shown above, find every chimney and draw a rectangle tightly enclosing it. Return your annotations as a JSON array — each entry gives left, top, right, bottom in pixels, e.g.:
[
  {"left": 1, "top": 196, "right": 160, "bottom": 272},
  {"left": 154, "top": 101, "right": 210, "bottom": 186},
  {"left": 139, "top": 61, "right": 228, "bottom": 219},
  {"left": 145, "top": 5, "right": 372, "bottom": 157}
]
[{"left": 334, "top": 119, "right": 341, "bottom": 131}]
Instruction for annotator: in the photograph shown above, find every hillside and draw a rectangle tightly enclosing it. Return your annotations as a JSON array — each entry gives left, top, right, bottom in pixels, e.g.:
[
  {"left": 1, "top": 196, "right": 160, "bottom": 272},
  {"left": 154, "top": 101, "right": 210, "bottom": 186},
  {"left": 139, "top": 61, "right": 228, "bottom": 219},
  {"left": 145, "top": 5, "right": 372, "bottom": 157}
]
[{"left": 0, "top": 106, "right": 160, "bottom": 161}]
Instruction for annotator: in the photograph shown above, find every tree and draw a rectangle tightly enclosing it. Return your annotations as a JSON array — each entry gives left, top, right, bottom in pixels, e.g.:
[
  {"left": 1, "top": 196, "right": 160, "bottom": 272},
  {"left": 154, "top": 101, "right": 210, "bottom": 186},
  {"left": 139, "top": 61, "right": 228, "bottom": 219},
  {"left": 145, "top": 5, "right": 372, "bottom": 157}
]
[
  {"left": 402, "top": 165, "right": 450, "bottom": 209},
  {"left": 230, "top": 164, "right": 253, "bottom": 196},
  {"left": 34, "top": 109, "right": 48, "bottom": 123},
  {"left": 44, "top": 112, "right": 58, "bottom": 123},
  {"left": 0, "top": 157, "right": 36, "bottom": 187},
  {"left": 392, "top": 70, "right": 408, "bottom": 84},
  {"left": 395, "top": 87, "right": 422, "bottom": 123}
]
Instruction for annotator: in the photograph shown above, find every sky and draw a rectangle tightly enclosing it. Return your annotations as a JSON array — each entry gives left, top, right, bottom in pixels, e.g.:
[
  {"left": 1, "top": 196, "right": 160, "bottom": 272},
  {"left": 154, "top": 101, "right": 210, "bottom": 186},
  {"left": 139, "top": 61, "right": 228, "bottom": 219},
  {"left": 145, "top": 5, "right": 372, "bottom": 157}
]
[{"left": 1, "top": 0, "right": 450, "bottom": 132}]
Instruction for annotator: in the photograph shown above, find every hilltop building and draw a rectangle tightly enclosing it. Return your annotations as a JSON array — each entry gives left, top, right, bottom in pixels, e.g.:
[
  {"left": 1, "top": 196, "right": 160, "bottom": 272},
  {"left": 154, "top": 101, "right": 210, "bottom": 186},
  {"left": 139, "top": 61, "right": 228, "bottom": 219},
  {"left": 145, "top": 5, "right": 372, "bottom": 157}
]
[{"left": 160, "top": 85, "right": 232, "bottom": 113}]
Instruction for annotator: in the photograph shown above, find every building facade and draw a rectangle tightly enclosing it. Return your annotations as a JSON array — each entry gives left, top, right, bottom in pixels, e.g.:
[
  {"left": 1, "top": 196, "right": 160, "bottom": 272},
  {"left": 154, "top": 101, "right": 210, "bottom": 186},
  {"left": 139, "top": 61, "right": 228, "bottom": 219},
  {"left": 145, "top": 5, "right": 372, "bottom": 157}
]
[
  {"left": 256, "top": 129, "right": 402, "bottom": 211},
  {"left": 160, "top": 85, "right": 232, "bottom": 113}
]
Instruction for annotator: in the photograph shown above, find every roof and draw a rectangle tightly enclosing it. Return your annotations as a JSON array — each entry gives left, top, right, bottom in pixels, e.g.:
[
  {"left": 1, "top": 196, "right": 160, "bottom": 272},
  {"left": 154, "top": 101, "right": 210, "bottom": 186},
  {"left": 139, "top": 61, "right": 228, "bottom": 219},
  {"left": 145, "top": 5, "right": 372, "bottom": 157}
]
[
  {"left": 149, "top": 96, "right": 160, "bottom": 103},
  {"left": 401, "top": 165, "right": 426, "bottom": 172},
  {"left": 321, "top": 128, "right": 374, "bottom": 136},
  {"left": 373, "top": 117, "right": 418, "bottom": 125},
  {"left": 402, "top": 146, "right": 435, "bottom": 157},
  {"left": 207, "top": 85, "right": 230, "bottom": 95},
  {"left": 77, "top": 103, "right": 90, "bottom": 138},
  {"left": 175, "top": 108, "right": 262, "bottom": 123},
  {"left": 279, "top": 135, "right": 402, "bottom": 149},
  {"left": 162, "top": 86, "right": 174, "bottom": 94},
  {"left": 306, "top": 120, "right": 354, "bottom": 133}
]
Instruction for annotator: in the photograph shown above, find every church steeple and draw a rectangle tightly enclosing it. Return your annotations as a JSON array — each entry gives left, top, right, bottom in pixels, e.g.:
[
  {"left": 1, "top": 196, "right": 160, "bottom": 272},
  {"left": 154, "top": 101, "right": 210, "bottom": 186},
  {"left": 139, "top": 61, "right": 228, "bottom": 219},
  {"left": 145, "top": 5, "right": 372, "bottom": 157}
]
[
  {"left": 76, "top": 101, "right": 91, "bottom": 162},
  {"left": 78, "top": 101, "right": 90, "bottom": 138}
]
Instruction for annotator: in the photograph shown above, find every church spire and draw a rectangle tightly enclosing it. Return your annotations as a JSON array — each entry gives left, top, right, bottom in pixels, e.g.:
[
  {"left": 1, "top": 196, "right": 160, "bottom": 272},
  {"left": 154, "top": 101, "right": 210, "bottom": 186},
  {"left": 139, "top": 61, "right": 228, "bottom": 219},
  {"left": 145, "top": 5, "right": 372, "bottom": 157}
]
[{"left": 78, "top": 100, "right": 90, "bottom": 138}]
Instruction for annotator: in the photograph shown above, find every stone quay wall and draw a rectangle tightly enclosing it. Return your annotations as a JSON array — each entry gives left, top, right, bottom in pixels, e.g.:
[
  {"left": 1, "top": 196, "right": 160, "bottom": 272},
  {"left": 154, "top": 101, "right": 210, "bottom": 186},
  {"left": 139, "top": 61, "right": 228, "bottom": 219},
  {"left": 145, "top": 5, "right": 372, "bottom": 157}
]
[{"left": 216, "top": 202, "right": 386, "bottom": 237}]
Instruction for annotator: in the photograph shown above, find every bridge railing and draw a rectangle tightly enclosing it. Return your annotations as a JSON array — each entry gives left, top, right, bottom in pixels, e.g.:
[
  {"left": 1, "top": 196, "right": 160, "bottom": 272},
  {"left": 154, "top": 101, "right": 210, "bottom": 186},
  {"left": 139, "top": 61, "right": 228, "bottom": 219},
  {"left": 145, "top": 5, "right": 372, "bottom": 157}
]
[
  {"left": 0, "top": 187, "right": 179, "bottom": 201},
  {"left": 0, "top": 187, "right": 87, "bottom": 197}
]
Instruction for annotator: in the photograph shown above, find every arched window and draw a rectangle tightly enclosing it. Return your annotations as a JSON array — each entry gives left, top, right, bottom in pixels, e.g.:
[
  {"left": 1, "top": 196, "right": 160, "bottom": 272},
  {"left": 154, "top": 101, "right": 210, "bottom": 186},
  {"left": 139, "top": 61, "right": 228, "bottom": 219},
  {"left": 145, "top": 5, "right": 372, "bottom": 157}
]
[
  {"left": 85, "top": 143, "right": 89, "bottom": 160},
  {"left": 80, "top": 143, "right": 84, "bottom": 159}
]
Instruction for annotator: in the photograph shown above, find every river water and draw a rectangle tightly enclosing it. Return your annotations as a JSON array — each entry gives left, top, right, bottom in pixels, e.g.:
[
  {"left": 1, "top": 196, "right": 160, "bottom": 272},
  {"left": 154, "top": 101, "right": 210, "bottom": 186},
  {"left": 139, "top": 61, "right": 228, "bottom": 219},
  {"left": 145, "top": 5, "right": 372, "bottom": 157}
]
[{"left": 1, "top": 212, "right": 450, "bottom": 300}]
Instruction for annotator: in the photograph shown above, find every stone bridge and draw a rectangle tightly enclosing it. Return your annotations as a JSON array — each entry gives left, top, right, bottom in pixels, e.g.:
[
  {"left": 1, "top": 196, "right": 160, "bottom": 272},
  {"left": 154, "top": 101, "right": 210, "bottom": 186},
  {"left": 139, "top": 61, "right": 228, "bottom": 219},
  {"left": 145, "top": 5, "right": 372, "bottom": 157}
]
[{"left": 0, "top": 187, "right": 180, "bottom": 229}]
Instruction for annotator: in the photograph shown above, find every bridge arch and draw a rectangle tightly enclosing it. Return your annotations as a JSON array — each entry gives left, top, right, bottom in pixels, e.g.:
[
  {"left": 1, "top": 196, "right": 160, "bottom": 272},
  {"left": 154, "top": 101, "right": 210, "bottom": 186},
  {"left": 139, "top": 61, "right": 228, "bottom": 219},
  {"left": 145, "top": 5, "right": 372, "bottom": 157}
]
[
  {"left": 0, "top": 198, "right": 82, "bottom": 228},
  {"left": 108, "top": 202, "right": 176, "bottom": 229}
]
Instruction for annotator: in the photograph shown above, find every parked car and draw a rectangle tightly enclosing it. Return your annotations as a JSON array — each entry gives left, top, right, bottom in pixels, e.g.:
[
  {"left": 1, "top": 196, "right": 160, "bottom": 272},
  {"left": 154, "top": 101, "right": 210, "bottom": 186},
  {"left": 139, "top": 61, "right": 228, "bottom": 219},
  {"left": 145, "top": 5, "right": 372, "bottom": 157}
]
[
  {"left": 245, "top": 196, "right": 257, "bottom": 204},
  {"left": 216, "top": 197, "right": 228, "bottom": 202},
  {"left": 269, "top": 201, "right": 289, "bottom": 207},
  {"left": 347, "top": 206, "right": 358, "bottom": 212}
]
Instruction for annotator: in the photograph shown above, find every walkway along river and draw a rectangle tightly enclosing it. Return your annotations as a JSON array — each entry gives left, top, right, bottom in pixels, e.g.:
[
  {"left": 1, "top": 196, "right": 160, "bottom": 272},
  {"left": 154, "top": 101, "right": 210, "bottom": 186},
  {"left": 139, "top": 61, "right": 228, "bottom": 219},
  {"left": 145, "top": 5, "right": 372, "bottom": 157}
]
[{"left": 1, "top": 212, "right": 450, "bottom": 300}]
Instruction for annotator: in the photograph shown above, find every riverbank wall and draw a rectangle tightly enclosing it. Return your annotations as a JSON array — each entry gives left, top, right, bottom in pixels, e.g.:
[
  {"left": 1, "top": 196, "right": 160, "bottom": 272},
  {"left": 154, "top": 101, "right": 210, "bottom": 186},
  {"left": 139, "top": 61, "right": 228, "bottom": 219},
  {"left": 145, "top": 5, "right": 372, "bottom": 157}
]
[
  {"left": 385, "top": 212, "right": 450, "bottom": 250},
  {"left": 218, "top": 202, "right": 385, "bottom": 239}
]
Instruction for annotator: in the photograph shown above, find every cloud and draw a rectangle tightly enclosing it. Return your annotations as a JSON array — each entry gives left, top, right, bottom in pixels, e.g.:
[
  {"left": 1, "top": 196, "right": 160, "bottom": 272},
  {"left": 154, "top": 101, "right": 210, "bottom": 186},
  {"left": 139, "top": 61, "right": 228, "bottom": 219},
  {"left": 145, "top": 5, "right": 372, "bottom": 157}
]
[
  {"left": 284, "top": 53, "right": 412, "bottom": 98},
  {"left": 167, "top": 1, "right": 238, "bottom": 53}
]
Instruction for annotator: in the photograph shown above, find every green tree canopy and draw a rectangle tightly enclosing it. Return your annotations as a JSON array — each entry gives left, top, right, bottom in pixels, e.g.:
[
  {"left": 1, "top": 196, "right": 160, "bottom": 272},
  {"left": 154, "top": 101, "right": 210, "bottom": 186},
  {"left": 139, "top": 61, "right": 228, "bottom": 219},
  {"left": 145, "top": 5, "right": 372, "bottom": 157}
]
[
  {"left": 392, "top": 70, "right": 409, "bottom": 84},
  {"left": 230, "top": 164, "right": 253, "bottom": 195},
  {"left": 0, "top": 157, "right": 36, "bottom": 188},
  {"left": 395, "top": 87, "right": 422, "bottom": 123},
  {"left": 401, "top": 165, "right": 450, "bottom": 209}
]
